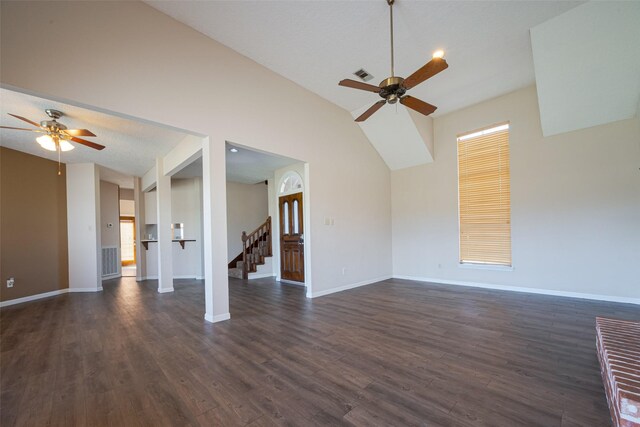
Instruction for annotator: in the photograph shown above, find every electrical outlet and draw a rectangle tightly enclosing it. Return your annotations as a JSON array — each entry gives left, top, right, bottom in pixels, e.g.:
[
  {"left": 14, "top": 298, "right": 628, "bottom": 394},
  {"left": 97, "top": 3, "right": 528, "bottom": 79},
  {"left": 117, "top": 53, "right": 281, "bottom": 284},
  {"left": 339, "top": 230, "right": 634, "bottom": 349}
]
[
  {"left": 342, "top": 267, "right": 346, "bottom": 275},
  {"left": 7, "top": 277, "right": 15, "bottom": 288}
]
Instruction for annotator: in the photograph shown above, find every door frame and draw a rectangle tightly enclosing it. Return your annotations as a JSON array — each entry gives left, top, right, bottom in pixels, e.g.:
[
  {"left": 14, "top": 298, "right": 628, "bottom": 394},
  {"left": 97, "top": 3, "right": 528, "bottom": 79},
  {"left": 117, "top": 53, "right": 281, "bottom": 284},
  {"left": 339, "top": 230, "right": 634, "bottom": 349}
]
[
  {"left": 278, "top": 192, "right": 305, "bottom": 283},
  {"left": 119, "top": 216, "right": 136, "bottom": 266},
  {"left": 272, "top": 166, "right": 312, "bottom": 295}
]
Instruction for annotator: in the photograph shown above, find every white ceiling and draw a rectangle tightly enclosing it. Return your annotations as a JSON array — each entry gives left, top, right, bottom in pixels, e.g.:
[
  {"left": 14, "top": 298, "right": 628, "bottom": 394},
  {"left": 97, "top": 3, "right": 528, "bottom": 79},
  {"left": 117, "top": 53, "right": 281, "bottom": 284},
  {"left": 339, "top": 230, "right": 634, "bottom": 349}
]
[
  {"left": 147, "top": 0, "right": 581, "bottom": 117},
  {"left": 1, "top": 89, "right": 299, "bottom": 187},
  {"left": 531, "top": 1, "right": 640, "bottom": 136},
  {"left": 99, "top": 166, "right": 135, "bottom": 189},
  {"left": 0, "top": 88, "right": 189, "bottom": 178},
  {"left": 173, "top": 142, "right": 299, "bottom": 184}
]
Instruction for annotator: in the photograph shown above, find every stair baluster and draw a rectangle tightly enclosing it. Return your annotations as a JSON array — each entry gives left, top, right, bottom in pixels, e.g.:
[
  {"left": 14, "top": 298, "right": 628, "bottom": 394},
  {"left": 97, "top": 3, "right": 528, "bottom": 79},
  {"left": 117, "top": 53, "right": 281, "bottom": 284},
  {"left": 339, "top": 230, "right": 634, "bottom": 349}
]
[{"left": 241, "top": 216, "right": 272, "bottom": 279}]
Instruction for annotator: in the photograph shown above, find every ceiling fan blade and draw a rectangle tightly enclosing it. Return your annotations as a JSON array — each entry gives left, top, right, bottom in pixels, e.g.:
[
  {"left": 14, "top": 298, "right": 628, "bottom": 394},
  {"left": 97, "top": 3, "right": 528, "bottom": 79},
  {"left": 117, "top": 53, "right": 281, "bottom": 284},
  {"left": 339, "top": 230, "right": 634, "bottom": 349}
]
[
  {"left": 402, "top": 58, "right": 448, "bottom": 90},
  {"left": 339, "top": 79, "right": 381, "bottom": 93},
  {"left": 355, "top": 100, "right": 386, "bottom": 122},
  {"left": 0, "top": 126, "right": 46, "bottom": 133},
  {"left": 7, "top": 113, "right": 43, "bottom": 129},
  {"left": 63, "top": 129, "right": 96, "bottom": 137},
  {"left": 67, "top": 136, "right": 105, "bottom": 150},
  {"left": 400, "top": 96, "right": 437, "bottom": 116}
]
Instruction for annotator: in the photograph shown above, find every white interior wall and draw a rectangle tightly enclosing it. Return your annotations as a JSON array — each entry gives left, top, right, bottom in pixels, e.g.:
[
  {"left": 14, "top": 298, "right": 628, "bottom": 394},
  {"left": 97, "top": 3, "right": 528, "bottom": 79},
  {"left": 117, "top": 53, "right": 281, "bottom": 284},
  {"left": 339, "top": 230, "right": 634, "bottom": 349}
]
[
  {"left": 144, "top": 178, "right": 203, "bottom": 279},
  {"left": 143, "top": 189, "right": 159, "bottom": 279},
  {"left": 66, "top": 163, "right": 102, "bottom": 291},
  {"left": 226, "top": 181, "right": 269, "bottom": 262},
  {"left": 0, "top": 1, "right": 392, "bottom": 298},
  {"left": 392, "top": 85, "right": 640, "bottom": 301}
]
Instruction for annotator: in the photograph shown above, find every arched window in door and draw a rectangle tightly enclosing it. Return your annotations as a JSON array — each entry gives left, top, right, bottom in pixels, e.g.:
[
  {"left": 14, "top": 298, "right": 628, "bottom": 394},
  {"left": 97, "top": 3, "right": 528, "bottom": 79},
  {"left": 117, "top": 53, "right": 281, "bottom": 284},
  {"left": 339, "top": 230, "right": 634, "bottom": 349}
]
[{"left": 279, "top": 171, "right": 303, "bottom": 195}]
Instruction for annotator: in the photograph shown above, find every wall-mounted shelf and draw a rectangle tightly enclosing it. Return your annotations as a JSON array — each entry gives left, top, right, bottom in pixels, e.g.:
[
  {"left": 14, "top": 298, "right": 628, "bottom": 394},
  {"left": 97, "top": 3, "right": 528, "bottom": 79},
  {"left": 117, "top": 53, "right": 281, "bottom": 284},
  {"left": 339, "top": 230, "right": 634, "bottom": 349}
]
[{"left": 141, "top": 239, "right": 196, "bottom": 250}]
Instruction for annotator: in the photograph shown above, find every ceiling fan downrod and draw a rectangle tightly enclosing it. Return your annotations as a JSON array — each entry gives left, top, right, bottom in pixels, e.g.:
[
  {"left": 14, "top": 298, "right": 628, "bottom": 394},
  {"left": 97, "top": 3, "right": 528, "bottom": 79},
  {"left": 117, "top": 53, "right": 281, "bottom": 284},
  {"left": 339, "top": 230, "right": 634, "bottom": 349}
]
[{"left": 388, "top": 0, "right": 395, "bottom": 78}]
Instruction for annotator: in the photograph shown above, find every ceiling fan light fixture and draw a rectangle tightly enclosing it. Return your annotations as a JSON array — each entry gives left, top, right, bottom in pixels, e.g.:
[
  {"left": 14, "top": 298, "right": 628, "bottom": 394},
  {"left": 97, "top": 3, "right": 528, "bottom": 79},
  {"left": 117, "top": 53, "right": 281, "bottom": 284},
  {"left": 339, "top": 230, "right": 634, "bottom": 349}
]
[
  {"left": 59, "top": 140, "right": 75, "bottom": 152},
  {"left": 36, "top": 134, "right": 74, "bottom": 151},
  {"left": 36, "top": 134, "right": 57, "bottom": 151},
  {"left": 432, "top": 49, "right": 445, "bottom": 59}
]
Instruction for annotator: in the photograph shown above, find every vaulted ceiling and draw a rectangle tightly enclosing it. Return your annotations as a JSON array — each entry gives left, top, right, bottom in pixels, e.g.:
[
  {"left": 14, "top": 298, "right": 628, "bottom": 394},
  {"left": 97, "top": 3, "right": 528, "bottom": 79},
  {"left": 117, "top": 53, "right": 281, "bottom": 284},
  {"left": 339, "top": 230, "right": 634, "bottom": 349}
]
[
  {"left": 147, "top": 1, "right": 581, "bottom": 117},
  {"left": 147, "top": 1, "right": 640, "bottom": 170}
]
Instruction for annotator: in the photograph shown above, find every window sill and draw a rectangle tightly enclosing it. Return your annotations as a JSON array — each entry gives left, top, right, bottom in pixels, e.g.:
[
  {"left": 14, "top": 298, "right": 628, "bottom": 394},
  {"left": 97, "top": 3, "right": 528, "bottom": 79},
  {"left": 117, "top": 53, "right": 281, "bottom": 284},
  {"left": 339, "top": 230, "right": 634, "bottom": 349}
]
[{"left": 458, "top": 263, "right": 513, "bottom": 272}]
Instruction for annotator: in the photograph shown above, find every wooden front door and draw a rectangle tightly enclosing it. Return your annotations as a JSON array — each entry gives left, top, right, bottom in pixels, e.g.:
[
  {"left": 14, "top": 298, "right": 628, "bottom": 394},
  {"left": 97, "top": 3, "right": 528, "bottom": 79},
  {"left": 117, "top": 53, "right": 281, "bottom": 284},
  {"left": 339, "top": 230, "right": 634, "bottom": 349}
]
[{"left": 279, "top": 192, "right": 304, "bottom": 283}]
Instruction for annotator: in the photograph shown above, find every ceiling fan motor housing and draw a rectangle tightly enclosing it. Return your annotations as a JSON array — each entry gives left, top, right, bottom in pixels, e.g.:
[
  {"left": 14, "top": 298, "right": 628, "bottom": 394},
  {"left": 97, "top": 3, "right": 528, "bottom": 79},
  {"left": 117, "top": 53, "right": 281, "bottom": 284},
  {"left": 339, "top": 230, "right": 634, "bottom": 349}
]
[
  {"left": 379, "top": 76, "right": 406, "bottom": 104},
  {"left": 42, "top": 109, "right": 67, "bottom": 131},
  {"left": 40, "top": 120, "right": 67, "bottom": 131}
]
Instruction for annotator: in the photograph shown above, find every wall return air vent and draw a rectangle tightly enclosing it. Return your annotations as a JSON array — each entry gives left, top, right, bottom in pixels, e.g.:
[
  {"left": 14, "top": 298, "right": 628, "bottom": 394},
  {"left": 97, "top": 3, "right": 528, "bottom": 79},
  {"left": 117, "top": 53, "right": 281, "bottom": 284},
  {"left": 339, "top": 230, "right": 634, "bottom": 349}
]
[{"left": 353, "top": 68, "right": 374, "bottom": 82}]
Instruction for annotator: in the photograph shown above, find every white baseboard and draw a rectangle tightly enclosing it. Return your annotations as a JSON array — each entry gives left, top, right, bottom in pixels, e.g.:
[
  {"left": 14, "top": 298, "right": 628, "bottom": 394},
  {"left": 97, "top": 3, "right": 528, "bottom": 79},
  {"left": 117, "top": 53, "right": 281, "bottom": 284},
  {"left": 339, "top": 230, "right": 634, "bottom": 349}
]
[
  {"left": 101, "top": 273, "right": 121, "bottom": 281},
  {"left": 69, "top": 287, "right": 103, "bottom": 292},
  {"left": 0, "top": 288, "right": 69, "bottom": 307},
  {"left": 158, "top": 287, "right": 174, "bottom": 293},
  {"left": 141, "top": 275, "right": 203, "bottom": 281},
  {"left": 308, "top": 275, "right": 392, "bottom": 298},
  {"left": 249, "top": 273, "right": 276, "bottom": 280},
  {"left": 393, "top": 275, "right": 640, "bottom": 305},
  {"left": 279, "top": 279, "right": 305, "bottom": 287},
  {"left": 204, "top": 312, "right": 230, "bottom": 323}
]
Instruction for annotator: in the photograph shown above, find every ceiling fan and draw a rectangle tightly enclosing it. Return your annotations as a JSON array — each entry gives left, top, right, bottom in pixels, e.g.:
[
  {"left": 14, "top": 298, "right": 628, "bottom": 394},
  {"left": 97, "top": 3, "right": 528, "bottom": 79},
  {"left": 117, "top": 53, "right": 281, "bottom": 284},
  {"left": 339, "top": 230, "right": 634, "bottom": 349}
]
[
  {"left": 1, "top": 109, "right": 104, "bottom": 175},
  {"left": 339, "top": 0, "right": 449, "bottom": 122}
]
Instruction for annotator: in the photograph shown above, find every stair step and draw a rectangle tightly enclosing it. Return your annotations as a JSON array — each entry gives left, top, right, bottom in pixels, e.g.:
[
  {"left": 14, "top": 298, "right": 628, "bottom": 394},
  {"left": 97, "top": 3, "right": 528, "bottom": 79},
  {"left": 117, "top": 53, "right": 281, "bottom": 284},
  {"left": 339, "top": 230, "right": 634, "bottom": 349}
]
[{"left": 228, "top": 267, "right": 243, "bottom": 279}]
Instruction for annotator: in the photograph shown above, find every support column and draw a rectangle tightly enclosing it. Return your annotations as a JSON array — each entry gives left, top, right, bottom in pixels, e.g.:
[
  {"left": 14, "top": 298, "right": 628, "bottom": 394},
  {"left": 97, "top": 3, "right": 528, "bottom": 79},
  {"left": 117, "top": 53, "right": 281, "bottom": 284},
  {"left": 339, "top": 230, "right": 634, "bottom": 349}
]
[
  {"left": 202, "top": 137, "right": 230, "bottom": 322},
  {"left": 156, "top": 158, "right": 174, "bottom": 293},
  {"left": 133, "top": 177, "right": 147, "bottom": 281},
  {"left": 66, "top": 163, "right": 102, "bottom": 292}
]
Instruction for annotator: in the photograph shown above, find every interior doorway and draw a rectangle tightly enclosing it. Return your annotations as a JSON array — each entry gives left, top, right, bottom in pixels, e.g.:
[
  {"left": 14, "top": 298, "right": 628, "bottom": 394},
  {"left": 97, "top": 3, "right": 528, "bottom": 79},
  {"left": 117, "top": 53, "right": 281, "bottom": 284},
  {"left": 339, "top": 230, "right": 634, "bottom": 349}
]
[
  {"left": 278, "top": 191, "right": 304, "bottom": 283},
  {"left": 120, "top": 216, "right": 136, "bottom": 277}
]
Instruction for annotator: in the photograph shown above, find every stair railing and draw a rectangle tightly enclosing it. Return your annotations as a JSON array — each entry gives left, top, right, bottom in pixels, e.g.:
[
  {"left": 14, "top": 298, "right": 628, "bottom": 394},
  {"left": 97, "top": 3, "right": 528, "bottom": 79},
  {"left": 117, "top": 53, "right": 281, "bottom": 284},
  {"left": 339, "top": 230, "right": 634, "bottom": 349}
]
[{"left": 241, "top": 216, "right": 272, "bottom": 279}]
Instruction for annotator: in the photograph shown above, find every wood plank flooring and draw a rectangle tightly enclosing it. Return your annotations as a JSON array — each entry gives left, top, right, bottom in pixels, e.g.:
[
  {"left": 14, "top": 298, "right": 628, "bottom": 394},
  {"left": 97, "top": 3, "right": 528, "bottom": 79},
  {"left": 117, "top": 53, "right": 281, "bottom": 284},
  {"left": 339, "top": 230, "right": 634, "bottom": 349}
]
[{"left": 1, "top": 277, "right": 638, "bottom": 426}]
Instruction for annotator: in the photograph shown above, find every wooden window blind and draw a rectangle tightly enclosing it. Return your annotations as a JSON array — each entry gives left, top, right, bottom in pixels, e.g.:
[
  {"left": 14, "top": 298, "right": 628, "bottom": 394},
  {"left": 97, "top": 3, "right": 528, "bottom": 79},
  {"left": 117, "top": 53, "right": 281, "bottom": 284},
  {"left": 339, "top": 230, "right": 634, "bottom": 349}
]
[{"left": 457, "top": 123, "right": 511, "bottom": 266}]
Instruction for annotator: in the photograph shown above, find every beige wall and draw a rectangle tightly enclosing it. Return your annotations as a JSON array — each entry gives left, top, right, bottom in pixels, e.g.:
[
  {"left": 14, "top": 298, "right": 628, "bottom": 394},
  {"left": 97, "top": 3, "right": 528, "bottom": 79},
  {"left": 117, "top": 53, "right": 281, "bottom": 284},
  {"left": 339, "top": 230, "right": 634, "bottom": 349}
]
[
  {"left": 392, "top": 85, "right": 640, "bottom": 300},
  {"left": 0, "top": 148, "right": 69, "bottom": 301},
  {"left": 99, "top": 181, "right": 120, "bottom": 248},
  {"left": 0, "top": 1, "right": 393, "bottom": 294},
  {"left": 120, "top": 188, "right": 134, "bottom": 201},
  {"left": 226, "top": 181, "right": 269, "bottom": 262},
  {"left": 143, "top": 178, "right": 204, "bottom": 278},
  {"left": 172, "top": 178, "right": 203, "bottom": 278}
]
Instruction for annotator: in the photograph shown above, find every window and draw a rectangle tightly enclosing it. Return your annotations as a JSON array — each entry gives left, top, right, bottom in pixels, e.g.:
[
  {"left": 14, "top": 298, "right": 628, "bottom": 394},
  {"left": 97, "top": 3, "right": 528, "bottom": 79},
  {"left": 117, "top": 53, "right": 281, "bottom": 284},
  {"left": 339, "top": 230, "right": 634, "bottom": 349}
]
[
  {"left": 279, "top": 171, "right": 303, "bottom": 195},
  {"left": 283, "top": 202, "right": 290, "bottom": 234},
  {"left": 457, "top": 123, "right": 511, "bottom": 266},
  {"left": 292, "top": 199, "right": 300, "bottom": 234}
]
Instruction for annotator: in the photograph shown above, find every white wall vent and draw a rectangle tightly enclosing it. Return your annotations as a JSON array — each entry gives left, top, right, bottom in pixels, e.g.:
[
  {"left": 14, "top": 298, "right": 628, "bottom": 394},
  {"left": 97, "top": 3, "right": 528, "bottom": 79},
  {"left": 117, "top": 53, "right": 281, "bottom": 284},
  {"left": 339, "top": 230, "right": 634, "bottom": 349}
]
[
  {"left": 354, "top": 68, "right": 374, "bottom": 82},
  {"left": 102, "top": 246, "right": 119, "bottom": 277}
]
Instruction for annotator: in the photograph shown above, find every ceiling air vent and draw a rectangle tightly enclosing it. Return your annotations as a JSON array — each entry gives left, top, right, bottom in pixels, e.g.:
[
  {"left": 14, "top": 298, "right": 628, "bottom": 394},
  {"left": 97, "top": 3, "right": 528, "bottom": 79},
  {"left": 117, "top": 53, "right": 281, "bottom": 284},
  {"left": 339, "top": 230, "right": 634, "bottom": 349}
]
[{"left": 353, "top": 68, "right": 374, "bottom": 82}]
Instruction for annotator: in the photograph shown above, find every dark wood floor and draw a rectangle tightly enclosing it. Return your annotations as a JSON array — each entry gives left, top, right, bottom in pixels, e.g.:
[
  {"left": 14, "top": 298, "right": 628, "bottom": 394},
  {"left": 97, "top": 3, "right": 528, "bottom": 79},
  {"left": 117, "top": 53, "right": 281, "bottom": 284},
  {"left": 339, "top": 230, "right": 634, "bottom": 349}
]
[{"left": 1, "top": 277, "right": 638, "bottom": 426}]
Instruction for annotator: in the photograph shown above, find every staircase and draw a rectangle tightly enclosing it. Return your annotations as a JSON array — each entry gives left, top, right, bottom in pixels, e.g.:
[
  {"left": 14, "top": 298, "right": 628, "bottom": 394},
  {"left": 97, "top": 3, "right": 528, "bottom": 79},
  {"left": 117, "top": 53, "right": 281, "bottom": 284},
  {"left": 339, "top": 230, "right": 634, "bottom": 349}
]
[{"left": 228, "top": 217, "right": 273, "bottom": 280}]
